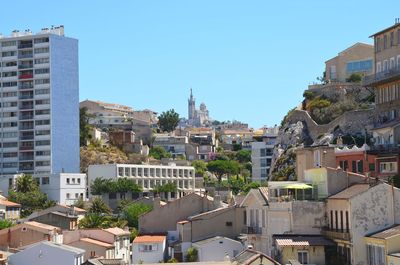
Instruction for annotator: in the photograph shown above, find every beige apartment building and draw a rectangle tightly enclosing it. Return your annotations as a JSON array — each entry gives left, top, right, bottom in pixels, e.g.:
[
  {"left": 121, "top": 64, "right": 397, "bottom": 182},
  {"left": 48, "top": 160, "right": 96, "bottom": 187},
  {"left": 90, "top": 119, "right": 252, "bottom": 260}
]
[
  {"left": 363, "top": 21, "right": 400, "bottom": 122},
  {"left": 325, "top": 42, "right": 374, "bottom": 82}
]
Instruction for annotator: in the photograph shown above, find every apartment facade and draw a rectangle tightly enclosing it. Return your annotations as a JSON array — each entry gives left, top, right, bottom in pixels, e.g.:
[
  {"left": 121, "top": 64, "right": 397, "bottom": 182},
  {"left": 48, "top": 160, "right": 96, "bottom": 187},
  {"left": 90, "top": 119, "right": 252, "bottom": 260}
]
[
  {"left": 88, "top": 164, "right": 195, "bottom": 198},
  {"left": 363, "top": 21, "right": 400, "bottom": 123},
  {"left": 0, "top": 26, "right": 79, "bottom": 175},
  {"left": 251, "top": 129, "right": 278, "bottom": 182},
  {"left": 0, "top": 172, "right": 86, "bottom": 205},
  {"left": 325, "top": 42, "right": 374, "bottom": 82}
]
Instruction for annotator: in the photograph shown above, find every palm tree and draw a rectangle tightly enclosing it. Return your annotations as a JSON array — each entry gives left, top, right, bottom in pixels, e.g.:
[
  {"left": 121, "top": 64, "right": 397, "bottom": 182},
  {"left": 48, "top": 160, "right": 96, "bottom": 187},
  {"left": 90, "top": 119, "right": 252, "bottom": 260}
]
[
  {"left": 88, "top": 197, "right": 112, "bottom": 214},
  {"left": 90, "top": 177, "right": 107, "bottom": 195},
  {"left": 79, "top": 213, "right": 111, "bottom": 228},
  {"left": 15, "top": 174, "right": 38, "bottom": 193}
]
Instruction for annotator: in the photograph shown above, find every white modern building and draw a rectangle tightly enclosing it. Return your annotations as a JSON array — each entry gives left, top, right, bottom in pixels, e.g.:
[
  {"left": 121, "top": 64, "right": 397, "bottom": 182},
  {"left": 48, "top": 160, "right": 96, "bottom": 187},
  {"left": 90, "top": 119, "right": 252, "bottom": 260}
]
[
  {"left": 132, "top": 235, "right": 167, "bottom": 264},
  {"left": 88, "top": 163, "right": 195, "bottom": 197},
  {"left": 251, "top": 127, "right": 278, "bottom": 182},
  {"left": 8, "top": 241, "right": 85, "bottom": 265},
  {"left": 192, "top": 236, "right": 244, "bottom": 262},
  {"left": 0, "top": 26, "right": 79, "bottom": 176},
  {"left": 0, "top": 172, "right": 86, "bottom": 205}
]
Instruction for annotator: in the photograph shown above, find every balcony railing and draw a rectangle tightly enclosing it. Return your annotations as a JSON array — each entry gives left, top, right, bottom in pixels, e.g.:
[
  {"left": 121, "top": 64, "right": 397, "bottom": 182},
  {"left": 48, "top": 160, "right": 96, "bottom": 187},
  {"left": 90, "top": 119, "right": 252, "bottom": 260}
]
[
  {"left": 321, "top": 228, "right": 351, "bottom": 241},
  {"left": 370, "top": 144, "right": 400, "bottom": 154},
  {"left": 18, "top": 44, "right": 33, "bottom": 49},
  {"left": 18, "top": 54, "right": 33, "bottom": 59},
  {"left": 19, "top": 84, "right": 34, "bottom": 89},
  {"left": 19, "top": 115, "right": 34, "bottom": 120},
  {"left": 246, "top": 226, "right": 262, "bottom": 234},
  {"left": 363, "top": 67, "right": 400, "bottom": 86},
  {"left": 19, "top": 95, "right": 34, "bottom": 100},
  {"left": 19, "top": 74, "right": 33, "bottom": 79},
  {"left": 20, "top": 105, "right": 34, "bottom": 110},
  {"left": 18, "top": 64, "right": 33, "bottom": 69},
  {"left": 19, "top": 146, "right": 34, "bottom": 151}
]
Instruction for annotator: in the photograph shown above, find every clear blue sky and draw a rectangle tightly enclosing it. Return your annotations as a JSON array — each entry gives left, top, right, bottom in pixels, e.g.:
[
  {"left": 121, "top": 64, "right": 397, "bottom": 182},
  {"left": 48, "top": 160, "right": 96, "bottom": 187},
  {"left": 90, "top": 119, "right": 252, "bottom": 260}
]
[{"left": 2, "top": 1, "right": 399, "bottom": 128}]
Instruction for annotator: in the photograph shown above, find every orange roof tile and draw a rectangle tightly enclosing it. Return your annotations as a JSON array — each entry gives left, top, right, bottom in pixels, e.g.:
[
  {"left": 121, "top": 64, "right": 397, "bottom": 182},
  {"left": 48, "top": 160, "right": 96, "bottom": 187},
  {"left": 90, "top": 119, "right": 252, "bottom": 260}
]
[
  {"left": 25, "top": 221, "right": 61, "bottom": 231},
  {"left": 0, "top": 200, "right": 21, "bottom": 207},
  {"left": 103, "top": 227, "right": 130, "bottom": 236},
  {"left": 80, "top": 238, "right": 114, "bottom": 248},
  {"left": 133, "top": 235, "right": 166, "bottom": 244}
]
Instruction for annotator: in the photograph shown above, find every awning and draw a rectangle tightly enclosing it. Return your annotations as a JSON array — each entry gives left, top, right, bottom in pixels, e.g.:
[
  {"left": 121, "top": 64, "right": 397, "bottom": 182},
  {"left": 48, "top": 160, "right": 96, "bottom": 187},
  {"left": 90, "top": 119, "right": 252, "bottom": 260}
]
[{"left": 282, "top": 183, "right": 313, "bottom": 189}]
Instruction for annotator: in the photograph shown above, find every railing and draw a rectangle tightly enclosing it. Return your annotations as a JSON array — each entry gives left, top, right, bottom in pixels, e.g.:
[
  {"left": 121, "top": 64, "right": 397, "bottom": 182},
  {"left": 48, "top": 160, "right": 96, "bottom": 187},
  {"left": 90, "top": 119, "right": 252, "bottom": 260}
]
[
  {"left": 246, "top": 226, "right": 262, "bottom": 234},
  {"left": 19, "top": 74, "right": 33, "bottom": 79},
  {"left": 321, "top": 228, "right": 351, "bottom": 241},
  {"left": 363, "top": 67, "right": 400, "bottom": 86},
  {"left": 18, "top": 64, "right": 33, "bottom": 69},
  {"left": 19, "top": 84, "right": 34, "bottom": 89},
  {"left": 20, "top": 105, "right": 34, "bottom": 110},
  {"left": 18, "top": 44, "right": 33, "bottom": 49},
  {"left": 19, "top": 146, "right": 34, "bottom": 151},
  {"left": 18, "top": 54, "right": 33, "bottom": 59},
  {"left": 19, "top": 95, "right": 34, "bottom": 100},
  {"left": 370, "top": 144, "right": 400, "bottom": 153},
  {"left": 20, "top": 135, "right": 34, "bottom": 140},
  {"left": 19, "top": 156, "right": 34, "bottom": 161},
  {"left": 19, "top": 126, "right": 34, "bottom": 130}
]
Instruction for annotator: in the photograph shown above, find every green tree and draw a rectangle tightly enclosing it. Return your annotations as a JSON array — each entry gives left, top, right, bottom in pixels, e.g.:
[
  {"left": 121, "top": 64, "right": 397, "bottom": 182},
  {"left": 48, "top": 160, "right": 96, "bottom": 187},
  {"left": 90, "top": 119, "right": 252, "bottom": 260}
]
[
  {"left": 122, "top": 203, "right": 153, "bottom": 228},
  {"left": 117, "top": 178, "right": 142, "bottom": 194},
  {"left": 73, "top": 198, "right": 86, "bottom": 210},
  {"left": 15, "top": 174, "right": 37, "bottom": 193},
  {"left": 80, "top": 107, "right": 94, "bottom": 146},
  {"left": 90, "top": 177, "right": 107, "bottom": 195},
  {"left": 236, "top": 150, "right": 251, "bottom": 163},
  {"left": 88, "top": 197, "right": 112, "bottom": 215},
  {"left": 207, "top": 160, "right": 240, "bottom": 183},
  {"left": 346, "top": 73, "right": 362, "bottom": 83},
  {"left": 158, "top": 109, "right": 180, "bottom": 132},
  {"left": 303, "top": 90, "right": 315, "bottom": 100},
  {"left": 0, "top": 219, "right": 14, "bottom": 230},
  {"left": 191, "top": 160, "right": 207, "bottom": 178},
  {"left": 79, "top": 213, "right": 111, "bottom": 229},
  {"left": 9, "top": 174, "right": 52, "bottom": 217},
  {"left": 186, "top": 247, "right": 198, "bottom": 262},
  {"left": 149, "top": 146, "right": 172, "bottom": 160}
]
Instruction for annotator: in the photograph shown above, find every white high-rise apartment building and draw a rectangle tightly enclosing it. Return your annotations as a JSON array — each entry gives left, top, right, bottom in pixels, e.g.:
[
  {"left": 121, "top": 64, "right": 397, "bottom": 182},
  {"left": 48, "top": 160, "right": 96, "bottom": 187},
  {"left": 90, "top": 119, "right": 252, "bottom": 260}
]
[{"left": 0, "top": 26, "right": 79, "bottom": 175}]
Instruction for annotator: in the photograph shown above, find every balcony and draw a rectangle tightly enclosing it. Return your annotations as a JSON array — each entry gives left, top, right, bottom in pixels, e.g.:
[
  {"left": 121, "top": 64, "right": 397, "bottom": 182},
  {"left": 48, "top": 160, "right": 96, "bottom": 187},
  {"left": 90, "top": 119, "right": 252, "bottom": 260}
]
[
  {"left": 321, "top": 228, "right": 350, "bottom": 241},
  {"left": 19, "top": 114, "right": 34, "bottom": 120},
  {"left": 19, "top": 155, "right": 34, "bottom": 161},
  {"left": 245, "top": 226, "right": 262, "bottom": 234},
  {"left": 18, "top": 64, "right": 33, "bottom": 69},
  {"left": 18, "top": 44, "right": 33, "bottom": 49},
  {"left": 19, "top": 84, "right": 34, "bottom": 90},
  {"left": 20, "top": 104, "right": 34, "bottom": 110},
  {"left": 19, "top": 146, "right": 34, "bottom": 151},
  {"left": 363, "top": 67, "right": 400, "bottom": 86},
  {"left": 19, "top": 74, "right": 33, "bottom": 79},
  {"left": 18, "top": 53, "right": 33, "bottom": 59},
  {"left": 369, "top": 143, "right": 400, "bottom": 154},
  {"left": 19, "top": 125, "right": 34, "bottom": 130}
]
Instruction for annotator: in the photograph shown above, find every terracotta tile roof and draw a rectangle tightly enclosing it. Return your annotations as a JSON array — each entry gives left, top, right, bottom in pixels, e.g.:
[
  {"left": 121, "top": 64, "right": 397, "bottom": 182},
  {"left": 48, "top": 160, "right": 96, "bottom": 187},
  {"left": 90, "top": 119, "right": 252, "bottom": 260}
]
[
  {"left": 0, "top": 200, "right": 21, "bottom": 207},
  {"left": 274, "top": 235, "right": 334, "bottom": 247},
  {"left": 368, "top": 225, "right": 400, "bottom": 239},
  {"left": 25, "top": 221, "right": 61, "bottom": 231},
  {"left": 329, "top": 184, "right": 370, "bottom": 200},
  {"left": 133, "top": 235, "right": 166, "bottom": 244},
  {"left": 103, "top": 227, "right": 130, "bottom": 236},
  {"left": 80, "top": 238, "right": 114, "bottom": 248}
]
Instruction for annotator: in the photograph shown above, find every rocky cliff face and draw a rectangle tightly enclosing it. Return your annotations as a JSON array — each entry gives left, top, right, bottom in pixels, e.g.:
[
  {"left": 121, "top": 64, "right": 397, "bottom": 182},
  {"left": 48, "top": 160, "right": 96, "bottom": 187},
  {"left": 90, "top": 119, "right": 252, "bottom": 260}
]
[{"left": 270, "top": 84, "right": 375, "bottom": 181}]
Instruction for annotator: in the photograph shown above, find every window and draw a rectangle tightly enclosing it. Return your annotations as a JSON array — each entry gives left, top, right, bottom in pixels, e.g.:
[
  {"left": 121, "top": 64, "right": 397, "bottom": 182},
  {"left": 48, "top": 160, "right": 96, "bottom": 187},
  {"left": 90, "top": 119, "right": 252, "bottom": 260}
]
[
  {"left": 36, "top": 140, "right": 50, "bottom": 146},
  {"left": 2, "top": 71, "right": 17, "bottom": 77},
  {"left": 2, "top": 41, "right": 16, "bottom": 47},
  {"left": 330, "top": 65, "right": 337, "bottom": 80},
  {"left": 298, "top": 251, "right": 309, "bottom": 264},
  {"left": 34, "top": 68, "right": 50, "bottom": 74},
  {"left": 35, "top": 119, "right": 50, "bottom": 125},
  {"left": 384, "top": 34, "right": 388, "bottom": 49},
  {"left": 2, "top": 51, "right": 16, "bottom": 57},
  {"left": 376, "top": 62, "right": 382, "bottom": 73},
  {"left": 35, "top": 99, "right": 50, "bottom": 105},
  {"left": 314, "top": 150, "right": 321, "bottom": 167},
  {"left": 139, "top": 244, "right": 158, "bottom": 252},
  {"left": 66, "top": 193, "right": 70, "bottom": 199},
  {"left": 352, "top": 161, "right": 357, "bottom": 173},
  {"left": 346, "top": 59, "right": 373, "bottom": 73},
  {"left": 260, "top": 148, "right": 267, "bottom": 157},
  {"left": 34, "top": 79, "right": 50, "bottom": 85},
  {"left": 357, "top": 160, "right": 363, "bottom": 173},
  {"left": 369, "top": 163, "right": 375, "bottom": 171},
  {"left": 35, "top": 109, "right": 50, "bottom": 115},
  {"left": 367, "top": 244, "right": 385, "bottom": 265},
  {"left": 2, "top": 82, "right": 17, "bottom": 87},
  {"left": 36, "top": 151, "right": 50, "bottom": 156},
  {"left": 36, "top": 130, "right": 50, "bottom": 136},
  {"left": 77, "top": 178, "right": 81, "bottom": 184},
  {"left": 3, "top": 152, "right": 17, "bottom": 158},
  {"left": 34, "top": 47, "right": 49, "bottom": 54},
  {"left": 2, "top": 92, "right": 17, "bottom": 97},
  {"left": 226, "top": 221, "right": 233, "bottom": 226},
  {"left": 42, "top": 177, "right": 50, "bottom": 185},
  {"left": 66, "top": 178, "right": 70, "bottom": 184},
  {"left": 3, "top": 61, "right": 17, "bottom": 67},
  {"left": 380, "top": 162, "right": 397, "bottom": 173},
  {"left": 36, "top": 161, "right": 50, "bottom": 167},
  {"left": 260, "top": 158, "right": 268, "bottom": 167},
  {"left": 34, "top": 37, "right": 49, "bottom": 44},
  {"left": 34, "top": 57, "right": 49, "bottom": 64},
  {"left": 2, "top": 132, "right": 17, "bottom": 138},
  {"left": 3, "top": 142, "right": 17, "bottom": 148}
]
